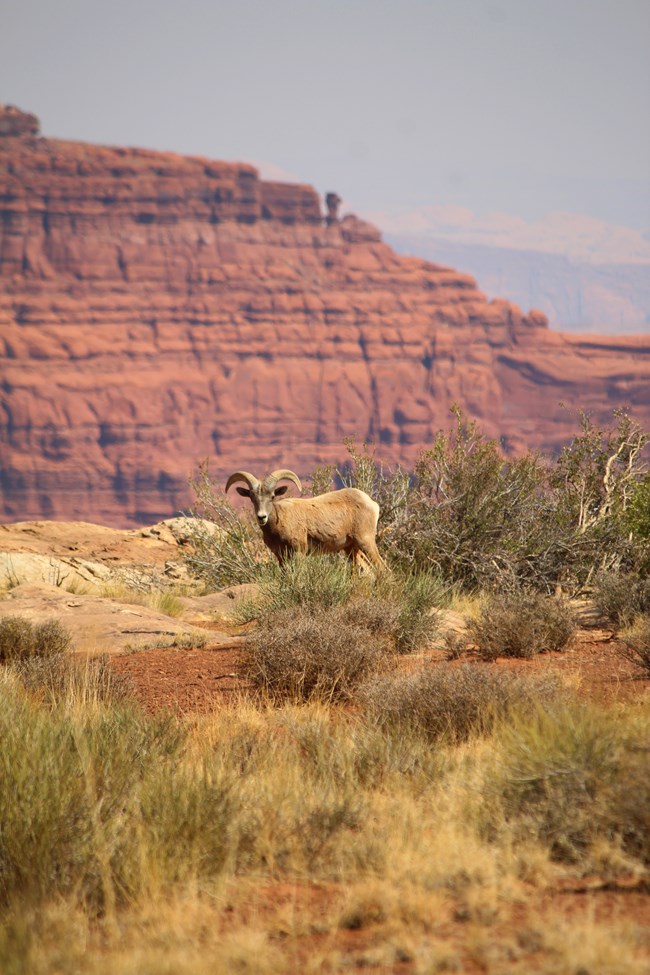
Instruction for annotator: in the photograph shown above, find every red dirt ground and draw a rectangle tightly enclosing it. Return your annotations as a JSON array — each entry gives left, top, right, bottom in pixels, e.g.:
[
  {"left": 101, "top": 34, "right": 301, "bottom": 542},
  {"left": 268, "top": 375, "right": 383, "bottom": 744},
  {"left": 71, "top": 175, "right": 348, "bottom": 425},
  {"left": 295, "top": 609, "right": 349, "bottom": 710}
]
[{"left": 111, "top": 628, "right": 649, "bottom": 715}]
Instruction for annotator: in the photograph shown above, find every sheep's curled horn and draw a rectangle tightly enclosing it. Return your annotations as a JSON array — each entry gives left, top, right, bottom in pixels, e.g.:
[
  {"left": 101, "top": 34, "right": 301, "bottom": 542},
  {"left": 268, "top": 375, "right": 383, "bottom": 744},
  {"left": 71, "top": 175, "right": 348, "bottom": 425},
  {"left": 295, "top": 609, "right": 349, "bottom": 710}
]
[{"left": 225, "top": 470, "right": 303, "bottom": 493}]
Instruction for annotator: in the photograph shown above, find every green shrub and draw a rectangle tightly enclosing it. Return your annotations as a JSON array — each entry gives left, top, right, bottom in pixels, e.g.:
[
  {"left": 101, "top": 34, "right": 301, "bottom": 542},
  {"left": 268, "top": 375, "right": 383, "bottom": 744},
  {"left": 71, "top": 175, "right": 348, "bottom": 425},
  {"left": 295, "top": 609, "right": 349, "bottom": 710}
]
[
  {"left": 342, "top": 409, "right": 650, "bottom": 595},
  {"left": 468, "top": 589, "right": 576, "bottom": 661},
  {"left": 239, "top": 559, "right": 443, "bottom": 655},
  {"left": 243, "top": 604, "right": 393, "bottom": 703},
  {"left": 0, "top": 616, "right": 72, "bottom": 663},
  {"left": 592, "top": 571, "right": 650, "bottom": 627},
  {"left": 361, "top": 664, "right": 566, "bottom": 743}
]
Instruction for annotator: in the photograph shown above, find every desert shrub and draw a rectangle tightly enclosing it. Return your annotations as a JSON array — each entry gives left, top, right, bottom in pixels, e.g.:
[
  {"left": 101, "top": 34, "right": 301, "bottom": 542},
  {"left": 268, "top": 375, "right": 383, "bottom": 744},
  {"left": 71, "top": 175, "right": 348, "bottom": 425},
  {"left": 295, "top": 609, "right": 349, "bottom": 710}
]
[
  {"left": 549, "top": 409, "right": 650, "bottom": 581},
  {"left": 360, "top": 664, "right": 566, "bottom": 743},
  {"left": 618, "top": 615, "right": 650, "bottom": 676},
  {"left": 592, "top": 570, "right": 650, "bottom": 626},
  {"left": 359, "top": 408, "right": 650, "bottom": 594},
  {"left": 0, "top": 616, "right": 72, "bottom": 663},
  {"left": 243, "top": 604, "right": 393, "bottom": 703},
  {"left": 494, "top": 703, "right": 650, "bottom": 864},
  {"left": 382, "top": 408, "right": 556, "bottom": 589},
  {"left": 468, "top": 589, "right": 576, "bottom": 661},
  {"left": 183, "top": 460, "right": 270, "bottom": 589}
]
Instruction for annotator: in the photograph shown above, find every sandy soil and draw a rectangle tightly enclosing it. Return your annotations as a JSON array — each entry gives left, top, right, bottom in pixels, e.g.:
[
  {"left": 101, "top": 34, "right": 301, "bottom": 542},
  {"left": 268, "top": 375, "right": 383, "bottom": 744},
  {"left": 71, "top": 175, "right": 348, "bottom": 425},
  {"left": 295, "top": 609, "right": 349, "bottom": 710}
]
[{"left": 111, "top": 624, "right": 650, "bottom": 715}]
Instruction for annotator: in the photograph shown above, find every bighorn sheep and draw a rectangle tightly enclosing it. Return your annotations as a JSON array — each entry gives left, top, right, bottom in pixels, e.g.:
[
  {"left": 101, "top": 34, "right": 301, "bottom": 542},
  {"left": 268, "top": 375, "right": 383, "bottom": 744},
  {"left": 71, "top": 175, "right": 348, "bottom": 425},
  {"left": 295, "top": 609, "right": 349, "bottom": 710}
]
[{"left": 225, "top": 469, "right": 385, "bottom": 571}]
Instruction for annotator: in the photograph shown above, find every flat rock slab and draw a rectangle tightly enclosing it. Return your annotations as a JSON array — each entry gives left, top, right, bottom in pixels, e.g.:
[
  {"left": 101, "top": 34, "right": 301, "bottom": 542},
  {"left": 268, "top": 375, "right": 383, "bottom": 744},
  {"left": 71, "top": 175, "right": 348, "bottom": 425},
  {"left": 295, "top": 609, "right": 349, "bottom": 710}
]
[
  {"left": 0, "top": 552, "right": 111, "bottom": 591},
  {"left": 0, "top": 517, "right": 215, "bottom": 564},
  {"left": 0, "top": 583, "right": 238, "bottom": 654},
  {"left": 0, "top": 517, "right": 220, "bottom": 590}
]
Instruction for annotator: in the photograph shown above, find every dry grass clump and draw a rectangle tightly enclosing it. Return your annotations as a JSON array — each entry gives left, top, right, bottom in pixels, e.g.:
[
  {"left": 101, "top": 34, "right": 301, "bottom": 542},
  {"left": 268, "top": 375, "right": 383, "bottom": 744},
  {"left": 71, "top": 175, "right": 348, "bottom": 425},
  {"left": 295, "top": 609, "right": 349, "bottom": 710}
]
[
  {"left": 0, "top": 670, "right": 235, "bottom": 912},
  {"left": 243, "top": 604, "right": 392, "bottom": 703},
  {"left": 238, "top": 554, "right": 356, "bottom": 619},
  {"left": 99, "top": 581, "right": 185, "bottom": 618},
  {"left": 238, "top": 556, "right": 443, "bottom": 655},
  {"left": 618, "top": 614, "right": 650, "bottom": 676},
  {"left": 468, "top": 589, "right": 576, "bottom": 660},
  {"left": 592, "top": 570, "right": 650, "bottom": 627},
  {"left": 360, "top": 663, "right": 566, "bottom": 743},
  {"left": 494, "top": 702, "right": 650, "bottom": 865},
  {"left": 13, "top": 653, "right": 133, "bottom": 710},
  {"left": 0, "top": 616, "right": 72, "bottom": 663}
]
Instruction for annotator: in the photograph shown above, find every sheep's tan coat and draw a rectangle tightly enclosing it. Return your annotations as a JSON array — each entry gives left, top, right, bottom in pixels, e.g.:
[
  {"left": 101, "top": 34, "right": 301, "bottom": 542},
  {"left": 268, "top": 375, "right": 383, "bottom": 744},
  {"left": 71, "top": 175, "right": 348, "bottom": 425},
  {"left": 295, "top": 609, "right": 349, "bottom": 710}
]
[{"left": 261, "top": 488, "right": 385, "bottom": 569}]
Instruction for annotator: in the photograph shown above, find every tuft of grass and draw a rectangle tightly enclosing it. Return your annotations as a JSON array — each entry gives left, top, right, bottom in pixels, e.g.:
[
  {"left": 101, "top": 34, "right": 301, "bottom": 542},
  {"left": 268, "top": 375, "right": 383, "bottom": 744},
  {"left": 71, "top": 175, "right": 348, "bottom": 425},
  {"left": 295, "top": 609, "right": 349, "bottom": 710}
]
[
  {"left": 12, "top": 653, "right": 134, "bottom": 710},
  {"left": 468, "top": 589, "right": 575, "bottom": 660},
  {"left": 99, "top": 582, "right": 185, "bottom": 618},
  {"left": 493, "top": 702, "right": 650, "bottom": 865},
  {"left": 124, "top": 631, "right": 208, "bottom": 652},
  {"left": 0, "top": 616, "right": 72, "bottom": 663},
  {"left": 148, "top": 591, "right": 185, "bottom": 618},
  {"left": 0, "top": 670, "right": 235, "bottom": 912},
  {"left": 235, "top": 554, "right": 356, "bottom": 622},
  {"left": 618, "top": 614, "right": 650, "bottom": 676},
  {"left": 361, "top": 663, "right": 566, "bottom": 743}
]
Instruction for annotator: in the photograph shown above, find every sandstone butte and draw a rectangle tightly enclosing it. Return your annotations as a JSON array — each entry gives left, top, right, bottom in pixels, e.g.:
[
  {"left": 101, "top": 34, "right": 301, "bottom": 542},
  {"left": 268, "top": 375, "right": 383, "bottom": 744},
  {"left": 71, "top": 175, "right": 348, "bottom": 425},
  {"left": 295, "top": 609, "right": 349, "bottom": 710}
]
[{"left": 1, "top": 105, "right": 649, "bottom": 527}]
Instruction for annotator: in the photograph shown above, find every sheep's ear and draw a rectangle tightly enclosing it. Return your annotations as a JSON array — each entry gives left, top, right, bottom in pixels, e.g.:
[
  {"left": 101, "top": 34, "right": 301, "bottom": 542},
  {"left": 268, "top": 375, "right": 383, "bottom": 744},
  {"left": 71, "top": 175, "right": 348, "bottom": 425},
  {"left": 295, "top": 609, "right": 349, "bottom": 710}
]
[
  {"left": 273, "top": 486, "right": 289, "bottom": 498},
  {"left": 236, "top": 487, "right": 251, "bottom": 498}
]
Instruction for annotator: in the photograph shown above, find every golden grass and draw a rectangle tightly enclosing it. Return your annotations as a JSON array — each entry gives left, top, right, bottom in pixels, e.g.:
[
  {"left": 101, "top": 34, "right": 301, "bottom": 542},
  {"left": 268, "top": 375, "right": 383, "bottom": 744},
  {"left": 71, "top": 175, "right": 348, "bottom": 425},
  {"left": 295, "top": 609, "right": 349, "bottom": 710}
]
[
  {"left": 99, "top": 580, "right": 185, "bottom": 618},
  {"left": 1, "top": 669, "right": 649, "bottom": 974}
]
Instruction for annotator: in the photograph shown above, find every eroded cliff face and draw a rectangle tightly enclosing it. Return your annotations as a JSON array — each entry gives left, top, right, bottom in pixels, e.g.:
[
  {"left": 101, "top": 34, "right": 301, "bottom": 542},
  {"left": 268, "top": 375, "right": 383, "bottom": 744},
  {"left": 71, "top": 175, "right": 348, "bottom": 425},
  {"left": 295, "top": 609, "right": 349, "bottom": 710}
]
[{"left": 1, "top": 109, "right": 649, "bottom": 525}]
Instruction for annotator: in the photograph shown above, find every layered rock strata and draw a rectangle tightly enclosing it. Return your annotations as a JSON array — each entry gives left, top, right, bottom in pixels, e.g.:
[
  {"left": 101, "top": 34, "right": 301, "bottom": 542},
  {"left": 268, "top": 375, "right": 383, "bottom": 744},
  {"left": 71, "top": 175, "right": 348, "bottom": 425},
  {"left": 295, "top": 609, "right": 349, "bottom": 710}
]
[{"left": 1, "top": 111, "right": 649, "bottom": 525}]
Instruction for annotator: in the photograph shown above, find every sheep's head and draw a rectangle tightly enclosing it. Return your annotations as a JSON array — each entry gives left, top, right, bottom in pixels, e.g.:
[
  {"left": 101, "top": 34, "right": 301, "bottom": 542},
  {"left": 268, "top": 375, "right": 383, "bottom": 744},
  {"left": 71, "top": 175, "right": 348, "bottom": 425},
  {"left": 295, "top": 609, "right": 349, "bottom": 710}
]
[{"left": 225, "top": 469, "right": 303, "bottom": 527}]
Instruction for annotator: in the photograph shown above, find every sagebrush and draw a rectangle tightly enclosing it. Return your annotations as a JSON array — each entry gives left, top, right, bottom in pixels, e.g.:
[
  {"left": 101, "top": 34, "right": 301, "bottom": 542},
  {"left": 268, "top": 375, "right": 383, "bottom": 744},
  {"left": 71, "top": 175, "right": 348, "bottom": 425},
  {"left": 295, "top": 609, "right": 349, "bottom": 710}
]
[
  {"left": 0, "top": 616, "right": 72, "bottom": 663},
  {"left": 468, "top": 589, "right": 576, "bottom": 660}
]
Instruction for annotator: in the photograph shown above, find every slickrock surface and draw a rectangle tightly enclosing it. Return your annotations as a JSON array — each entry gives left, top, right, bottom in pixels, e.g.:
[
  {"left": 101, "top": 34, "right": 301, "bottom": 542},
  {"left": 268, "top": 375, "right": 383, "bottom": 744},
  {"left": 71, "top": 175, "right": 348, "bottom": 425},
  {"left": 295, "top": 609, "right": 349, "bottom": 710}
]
[{"left": 2, "top": 108, "right": 649, "bottom": 525}]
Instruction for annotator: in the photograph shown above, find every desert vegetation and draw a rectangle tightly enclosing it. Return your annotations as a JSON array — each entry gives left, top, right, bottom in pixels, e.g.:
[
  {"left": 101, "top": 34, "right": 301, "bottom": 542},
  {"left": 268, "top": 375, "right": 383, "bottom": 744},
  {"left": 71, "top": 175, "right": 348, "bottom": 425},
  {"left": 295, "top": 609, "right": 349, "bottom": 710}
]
[{"left": 1, "top": 407, "right": 649, "bottom": 972}]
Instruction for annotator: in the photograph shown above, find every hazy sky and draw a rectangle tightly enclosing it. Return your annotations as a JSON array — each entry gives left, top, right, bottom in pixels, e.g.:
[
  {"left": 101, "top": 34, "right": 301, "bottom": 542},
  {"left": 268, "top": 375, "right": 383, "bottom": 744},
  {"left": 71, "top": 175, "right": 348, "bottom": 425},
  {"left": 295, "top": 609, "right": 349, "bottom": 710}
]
[{"left": 2, "top": 0, "right": 649, "bottom": 234}]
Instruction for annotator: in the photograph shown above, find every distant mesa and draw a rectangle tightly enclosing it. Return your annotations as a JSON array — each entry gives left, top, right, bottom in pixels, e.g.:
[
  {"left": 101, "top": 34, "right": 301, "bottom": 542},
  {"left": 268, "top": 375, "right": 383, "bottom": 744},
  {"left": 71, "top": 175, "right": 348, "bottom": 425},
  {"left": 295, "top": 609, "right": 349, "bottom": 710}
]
[
  {"left": 0, "top": 104, "right": 40, "bottom": 138},
  {"left": 0, "top": 109, "right": 649, "bottom": 526}
]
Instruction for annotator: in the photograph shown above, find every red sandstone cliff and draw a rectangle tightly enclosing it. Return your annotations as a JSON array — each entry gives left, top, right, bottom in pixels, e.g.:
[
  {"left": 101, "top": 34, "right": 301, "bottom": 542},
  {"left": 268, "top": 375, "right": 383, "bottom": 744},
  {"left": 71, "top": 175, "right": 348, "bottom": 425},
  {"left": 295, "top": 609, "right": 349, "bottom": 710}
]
[{"left": 1, "top": 107, "right": 649, "bottom": 525}]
